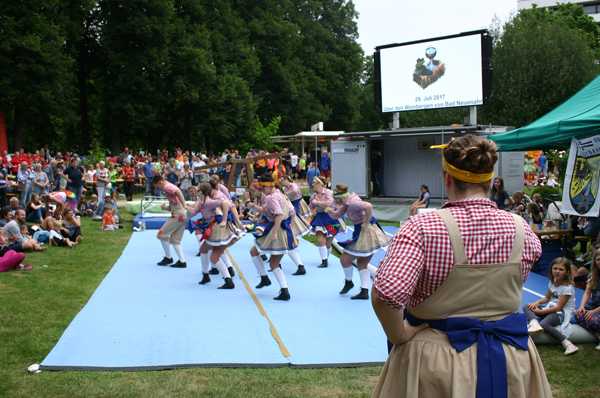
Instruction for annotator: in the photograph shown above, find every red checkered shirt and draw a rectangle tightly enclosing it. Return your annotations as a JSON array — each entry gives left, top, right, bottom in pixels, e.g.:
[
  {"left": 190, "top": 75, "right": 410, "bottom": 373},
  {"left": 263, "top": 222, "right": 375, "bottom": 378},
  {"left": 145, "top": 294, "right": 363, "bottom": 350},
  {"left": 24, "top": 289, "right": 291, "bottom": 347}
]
[{"left": 374, "top": 198, "right": 542, "bottom": 309}]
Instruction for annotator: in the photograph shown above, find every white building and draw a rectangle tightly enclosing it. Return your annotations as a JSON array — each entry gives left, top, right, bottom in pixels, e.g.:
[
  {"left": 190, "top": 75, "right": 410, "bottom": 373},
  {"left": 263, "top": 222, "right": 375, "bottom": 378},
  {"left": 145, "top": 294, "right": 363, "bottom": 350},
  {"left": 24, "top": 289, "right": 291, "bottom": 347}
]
[{"left": 518, "top": 1, "right": 600, "bottom": 22}]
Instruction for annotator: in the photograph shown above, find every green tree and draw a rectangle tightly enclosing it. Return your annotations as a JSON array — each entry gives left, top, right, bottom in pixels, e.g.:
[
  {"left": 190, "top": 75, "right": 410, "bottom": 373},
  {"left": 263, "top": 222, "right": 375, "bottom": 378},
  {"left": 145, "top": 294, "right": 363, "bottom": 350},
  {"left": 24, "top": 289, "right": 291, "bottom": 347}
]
[
  {"left": 239, "top": 116, "right": 282, "bottom": 154},
  {"left": 98, "top": 0, "right": 174, "bottom": 152},
  {"left": 0, "top": 1, "right": 76, "bottom": 150},
  {"left": 481, "top": 4, "right": 597, "bottom": 127},
  {"left": 61, "top": 0, "right": 103, "bottom": 152}
]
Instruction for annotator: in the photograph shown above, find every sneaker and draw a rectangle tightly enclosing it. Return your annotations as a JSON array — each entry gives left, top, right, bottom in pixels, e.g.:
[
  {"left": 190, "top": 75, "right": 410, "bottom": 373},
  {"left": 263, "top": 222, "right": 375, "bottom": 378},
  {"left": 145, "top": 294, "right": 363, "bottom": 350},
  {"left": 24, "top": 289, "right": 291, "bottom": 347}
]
[
  {"left": 351, "top": 288, "right": 369, "bottom": 300},
  {"left": 318, "top": 259, "right": 328, "bottom": 268},
  {"left": 562, "top": 340, "right": 578, "bottom": 356},
  {"left": 228, "top": 266, "right": 236, "bottom": 278},
  {"left": 527, "top": 319, "right": 544, "bottom": 336},
  {"left": 274, "top": 288, "right": 291, "bottom": 301},
  {"left": 209, "top": 267, "right": 220, "bottom": 275},
  {"left": 218, "top": 277, "right": 235, "bottom": 289},
  {"left": 292, "top": 265, "right": 306, "bottom": 276},
  {"left": 255, "top": 275, "right": 272, "bottom": 289},
  {"left": 198, "top": 273, "right": 211, "bottom": 285},
  {"left": 157, "top": 257, "right": 173, "bottom": 266},
  {"left": 339, "top": 280, "right": 354, "bottom": 295},
  {"left": 171, "top": 261, "right": 187, "bottom": 268}
]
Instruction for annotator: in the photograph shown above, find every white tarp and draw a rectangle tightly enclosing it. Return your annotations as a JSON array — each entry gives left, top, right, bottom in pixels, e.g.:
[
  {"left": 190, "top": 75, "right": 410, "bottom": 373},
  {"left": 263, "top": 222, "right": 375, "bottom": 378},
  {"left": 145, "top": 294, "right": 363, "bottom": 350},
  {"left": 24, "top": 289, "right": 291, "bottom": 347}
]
[{"left": 561, "top": 135, "right": 600, "bottom": 216}]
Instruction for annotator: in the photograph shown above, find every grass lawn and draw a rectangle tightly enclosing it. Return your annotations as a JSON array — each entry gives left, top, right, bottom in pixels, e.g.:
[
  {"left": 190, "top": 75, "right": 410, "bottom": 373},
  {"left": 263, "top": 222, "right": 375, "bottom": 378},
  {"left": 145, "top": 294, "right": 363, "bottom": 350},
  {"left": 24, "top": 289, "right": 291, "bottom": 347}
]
[{"left": 1, "top": 212, "right": 599, "bottom": 397}]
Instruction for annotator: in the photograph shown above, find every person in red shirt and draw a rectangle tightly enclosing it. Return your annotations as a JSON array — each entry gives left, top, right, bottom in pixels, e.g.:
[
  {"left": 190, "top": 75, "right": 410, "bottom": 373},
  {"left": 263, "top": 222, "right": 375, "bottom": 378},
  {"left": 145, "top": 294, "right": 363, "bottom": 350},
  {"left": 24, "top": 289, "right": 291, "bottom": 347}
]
[{"left": 121, "top": 161, "right": 136, "bottom": 201}]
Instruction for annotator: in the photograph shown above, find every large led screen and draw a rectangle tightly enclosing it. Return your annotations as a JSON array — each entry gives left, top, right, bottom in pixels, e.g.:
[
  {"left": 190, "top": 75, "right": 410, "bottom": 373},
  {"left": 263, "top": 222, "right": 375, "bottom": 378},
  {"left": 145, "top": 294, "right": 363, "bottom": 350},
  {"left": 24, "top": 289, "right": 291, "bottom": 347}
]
[{"left": 377, "top": 31, "right": 489, "bottom": 112}]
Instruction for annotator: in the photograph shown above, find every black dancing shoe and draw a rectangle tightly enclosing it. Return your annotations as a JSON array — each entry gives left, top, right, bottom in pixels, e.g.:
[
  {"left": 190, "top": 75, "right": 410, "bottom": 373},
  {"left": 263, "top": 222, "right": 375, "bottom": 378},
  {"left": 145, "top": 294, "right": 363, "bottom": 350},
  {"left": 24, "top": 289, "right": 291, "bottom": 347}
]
[
  {"left": 171, "top": 260, "right": 187, "bottom": 268},
  {"left": 351, "top": 288, "right": 369, "bottom": 300},
  {"left": 318, "top": 259, "right": 328, "bottom": 268},
  {"left": 339, "top": 280, "right": 354, "bottom": 295},
  {"left": 255, "top": 275, "right": 272, "bottom": 289},
  {"left": 198, "top": 273, "right": 211, "bottom": 285},
  {"left": 292, "top": 265, "right": 306, "bottom": 276},
  {"left": 228, "top": 266, "right": 236, "bottom": 278},
  {"left": 274, "top": 288, "right": 291, "bottom": 301},
  {"left": 260, "top": 254, "right": 269, "bottom": 262},
  {"left": 209, "top": 267, "right": 220, "bottom": 275},
  {"left": 218, "top": 277, "right": 235, "bottom": 289},
  {"left": 196, "top": 251, "right": 202, "bottom": 257},
  {"left": 157, "top": 257, "right": 173, "bottom": 266}
]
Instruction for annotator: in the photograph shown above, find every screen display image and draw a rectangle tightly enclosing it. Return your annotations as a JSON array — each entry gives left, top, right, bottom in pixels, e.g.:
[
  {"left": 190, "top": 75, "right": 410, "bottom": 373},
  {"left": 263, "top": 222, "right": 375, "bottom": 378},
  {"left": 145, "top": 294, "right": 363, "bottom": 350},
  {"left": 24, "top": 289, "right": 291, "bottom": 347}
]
[{"left": 377, "top": 32, "right": 488, "bottom": 113}]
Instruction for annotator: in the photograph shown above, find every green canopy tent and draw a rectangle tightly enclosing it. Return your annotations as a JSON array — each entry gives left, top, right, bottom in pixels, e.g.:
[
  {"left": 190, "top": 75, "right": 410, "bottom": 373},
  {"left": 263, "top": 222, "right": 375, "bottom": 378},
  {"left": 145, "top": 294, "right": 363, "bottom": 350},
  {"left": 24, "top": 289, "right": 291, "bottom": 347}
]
[{"left": 490, "top": 75, "right": 600, "bottom": 151}]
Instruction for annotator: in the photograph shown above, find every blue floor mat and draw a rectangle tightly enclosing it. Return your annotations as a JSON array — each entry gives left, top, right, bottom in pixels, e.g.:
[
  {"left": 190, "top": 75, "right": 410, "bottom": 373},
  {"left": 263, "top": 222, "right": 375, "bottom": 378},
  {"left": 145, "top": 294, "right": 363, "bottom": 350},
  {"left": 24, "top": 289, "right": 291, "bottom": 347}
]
[
  {"left": 41, "top": 231, "right": 389, "bottom": 370},
  {"left": 227, "top": 237, "right": 389, "bottom": 367},
  {"left": 41, "top": 232, "right": 287, "bottom": 370}
]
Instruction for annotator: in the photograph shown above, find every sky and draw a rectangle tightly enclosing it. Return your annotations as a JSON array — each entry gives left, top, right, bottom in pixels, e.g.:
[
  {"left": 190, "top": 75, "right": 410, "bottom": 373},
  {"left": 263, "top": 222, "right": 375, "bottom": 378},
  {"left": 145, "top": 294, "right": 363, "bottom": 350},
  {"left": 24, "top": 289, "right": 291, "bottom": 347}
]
[{"left": 353, "top": 0, "right": 518, "bottom": 54}]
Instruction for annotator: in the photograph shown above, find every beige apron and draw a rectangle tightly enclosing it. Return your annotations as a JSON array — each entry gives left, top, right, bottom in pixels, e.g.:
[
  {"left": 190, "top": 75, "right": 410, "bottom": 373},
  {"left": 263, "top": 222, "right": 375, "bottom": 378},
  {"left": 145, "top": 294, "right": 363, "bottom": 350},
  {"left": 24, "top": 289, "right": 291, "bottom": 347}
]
[{"left": 373, "top": 210, "right": 552, "bottom": 398}]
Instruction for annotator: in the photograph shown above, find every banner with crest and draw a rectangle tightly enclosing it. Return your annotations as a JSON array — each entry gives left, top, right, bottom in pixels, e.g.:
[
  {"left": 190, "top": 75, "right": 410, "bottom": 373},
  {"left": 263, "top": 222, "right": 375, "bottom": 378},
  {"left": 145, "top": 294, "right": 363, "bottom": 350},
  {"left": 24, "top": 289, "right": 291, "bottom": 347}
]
[{"left": 562, "top": 135, "right": 600, "bottom": 216}]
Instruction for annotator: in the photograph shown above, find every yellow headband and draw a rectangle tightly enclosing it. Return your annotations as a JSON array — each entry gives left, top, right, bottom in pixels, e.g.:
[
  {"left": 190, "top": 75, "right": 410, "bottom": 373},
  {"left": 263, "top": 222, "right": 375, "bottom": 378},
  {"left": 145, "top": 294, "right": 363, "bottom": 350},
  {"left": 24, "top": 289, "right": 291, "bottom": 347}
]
[
  {"left": 430, "top": 143, "right": 493, "bottom": 183},
  {"left": 442, "top": 158, "right": 494, "bottom": 183},
  {"left": 259, "top": 181, "right": 275, "bottom": 187}
]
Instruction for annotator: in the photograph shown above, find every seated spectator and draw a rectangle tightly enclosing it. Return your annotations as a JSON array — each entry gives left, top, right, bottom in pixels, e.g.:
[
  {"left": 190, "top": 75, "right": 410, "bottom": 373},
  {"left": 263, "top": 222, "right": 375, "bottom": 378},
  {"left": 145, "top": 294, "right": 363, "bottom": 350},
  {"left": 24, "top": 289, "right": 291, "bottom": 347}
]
[
  {"left": 527, "top": 193, "right": 545, "bottom": 225},
  {"left": 507, "top": 191, "right": 528, "bottom": 218},
  {"left": 0, "top": 232, "right": 29, "bottom": 271},
  {"left": 0, "top": 207, "right": 11, "bottom": 228},
  {"left": 575, "top": 248, "right": 600, "bottom": 350},
  {"left": 523, "top": 257, "right": 578, "bottom": 355},
  {"left": 6, "top": 196, "right": 21, "bottom": 218},
  {"left": 409, "top": 184, "right": 431, "bottom": 216},
  {"left": 102, "top": 207, "right": 118, "bottom": 231},
  {"left": 2, "top": 209, "right": 45, "bottom": 252},
  {"left": 26, "top": 194, "right": 45, "bottom": 223},
  {"left": 42, "top": 217, "right": 77, "bottom": 248},
  {"left": 81, "top": 194, "right": 98, "bottom": 216},
  {"left": 583, "top": 217, "right": 600, "bottom": 241},
  {"left": 62, "top": 208, "right": 81, "bottom": 243}
]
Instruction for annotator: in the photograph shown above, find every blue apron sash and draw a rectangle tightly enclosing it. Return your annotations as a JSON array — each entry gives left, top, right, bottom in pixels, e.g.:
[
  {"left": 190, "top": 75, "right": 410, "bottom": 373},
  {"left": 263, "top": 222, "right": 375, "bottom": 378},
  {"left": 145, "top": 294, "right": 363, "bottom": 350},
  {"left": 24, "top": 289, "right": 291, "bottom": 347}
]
[{"left": 405, "top": 312, "right": 529, "bottom": 398}]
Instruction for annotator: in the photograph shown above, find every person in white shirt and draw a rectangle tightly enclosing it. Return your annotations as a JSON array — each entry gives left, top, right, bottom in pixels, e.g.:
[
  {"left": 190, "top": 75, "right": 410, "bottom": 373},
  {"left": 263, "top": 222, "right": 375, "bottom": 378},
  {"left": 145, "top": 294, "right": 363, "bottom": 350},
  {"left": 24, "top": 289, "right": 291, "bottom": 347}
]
[{"left": 290, "top": 152, "right": 299, "bottom": 179}]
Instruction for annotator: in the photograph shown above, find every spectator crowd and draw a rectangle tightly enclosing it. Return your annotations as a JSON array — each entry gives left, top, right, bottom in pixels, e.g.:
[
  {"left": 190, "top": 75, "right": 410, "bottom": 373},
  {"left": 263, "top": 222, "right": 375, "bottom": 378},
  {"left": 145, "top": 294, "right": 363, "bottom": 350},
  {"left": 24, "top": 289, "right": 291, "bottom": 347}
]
[{"left": 0, "top": 146, "right": 332, "bottom": 272}]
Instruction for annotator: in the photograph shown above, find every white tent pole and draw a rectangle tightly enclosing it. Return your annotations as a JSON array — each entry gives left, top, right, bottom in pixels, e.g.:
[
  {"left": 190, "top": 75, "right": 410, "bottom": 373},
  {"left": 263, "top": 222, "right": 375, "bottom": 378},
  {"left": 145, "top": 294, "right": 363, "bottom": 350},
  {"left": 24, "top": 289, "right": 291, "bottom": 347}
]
[{"left": 315, "top": 136, "right": 318, "bottom": 166}]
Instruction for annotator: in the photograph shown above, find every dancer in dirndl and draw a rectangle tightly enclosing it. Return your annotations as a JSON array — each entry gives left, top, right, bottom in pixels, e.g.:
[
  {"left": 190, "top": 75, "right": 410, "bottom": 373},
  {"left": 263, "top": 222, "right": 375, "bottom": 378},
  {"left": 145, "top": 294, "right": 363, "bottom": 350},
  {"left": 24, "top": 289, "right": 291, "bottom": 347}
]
[
  {"left": 210, "top": 174, "right": 244, "bottom": 230},
  {"left": 249, "top": 175, "right": 296, "bottom": 300},
  {"left": 326, "top": 184, "right": 390, "bottom": 299},
  {"left": 193, "top": 183, "right": 236, "bottom": 289},
  {"left": 280, "top": 176, "right": 311, "bottom": 220},
  {"left": 309, "top": 177, "right": 341, "bottom": 268},
  {"left": 152, "top": 175, "right": 188, "bottom": 268}
]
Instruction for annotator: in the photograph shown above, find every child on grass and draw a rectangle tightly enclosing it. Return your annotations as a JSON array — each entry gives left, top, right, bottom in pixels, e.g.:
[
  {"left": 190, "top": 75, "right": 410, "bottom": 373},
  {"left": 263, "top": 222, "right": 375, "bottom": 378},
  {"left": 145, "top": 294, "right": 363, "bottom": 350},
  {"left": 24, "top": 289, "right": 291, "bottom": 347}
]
[
  {"left": 523, "top": 257, "right": 578, "bottom": 355},
  {"left": 102, "top": 208, "right": 118, "bottom": 231}
]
